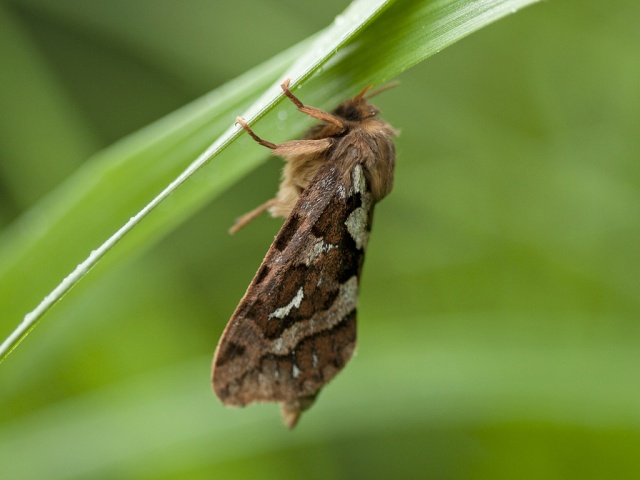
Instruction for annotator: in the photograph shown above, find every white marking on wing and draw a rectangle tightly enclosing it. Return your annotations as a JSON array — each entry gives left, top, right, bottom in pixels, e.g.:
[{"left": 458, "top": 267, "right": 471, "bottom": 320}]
[
  {"left": 346, "top": 207, "right": 369, "bottom": 250},
  {"left": 269, "top": 287, "right": 304, "bottom": 320},
  {"left": 346, "top": 165, "right": 372, "bottom": 250}
]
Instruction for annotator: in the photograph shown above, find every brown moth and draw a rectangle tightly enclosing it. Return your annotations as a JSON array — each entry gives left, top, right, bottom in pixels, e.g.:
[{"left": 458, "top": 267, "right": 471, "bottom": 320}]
[{"left": 212, "top": 78, "right": 397, "bottom": 428}]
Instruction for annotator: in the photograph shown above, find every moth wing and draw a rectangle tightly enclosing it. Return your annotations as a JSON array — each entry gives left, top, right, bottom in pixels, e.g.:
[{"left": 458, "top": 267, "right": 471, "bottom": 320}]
[{"left": 212, "top": 163, "right": 374, "bottom": 426}]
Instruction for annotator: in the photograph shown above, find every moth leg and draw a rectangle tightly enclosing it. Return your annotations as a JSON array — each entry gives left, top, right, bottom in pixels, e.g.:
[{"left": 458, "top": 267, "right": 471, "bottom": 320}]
[
  {"left": 271, "top": 138, "right": 332, "bottom": 158},
  {"left": 281, "top": 78, "right": 345, "bottom": 131},
  {"left": 237, "top": 116, "right": 333, "bottom": 157},
  {"left": 229, "top": 198, "right": 277, "bottom": 234},
  {"left": 236, "top": 116, "right": 277, "bottom": 149}
]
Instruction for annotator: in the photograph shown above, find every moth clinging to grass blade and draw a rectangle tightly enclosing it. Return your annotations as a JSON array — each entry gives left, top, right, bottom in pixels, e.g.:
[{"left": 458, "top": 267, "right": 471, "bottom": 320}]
[{"left": 212, "top": 78, "right": 397, "bottom": 428}]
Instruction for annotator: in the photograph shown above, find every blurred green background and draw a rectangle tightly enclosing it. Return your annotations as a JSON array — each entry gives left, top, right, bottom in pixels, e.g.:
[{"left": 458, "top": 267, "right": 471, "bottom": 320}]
[{"left": 1, "top": 0, "right": 640, "bottom": 478}]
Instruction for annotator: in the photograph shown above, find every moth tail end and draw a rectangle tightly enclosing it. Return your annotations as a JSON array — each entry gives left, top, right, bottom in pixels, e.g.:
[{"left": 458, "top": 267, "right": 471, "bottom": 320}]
[
  {"left": 281, "top": 406, "right": 301, "bottom": 430},
  {"left": 280, "top": 394, "right": 318, "bottom": 429}
]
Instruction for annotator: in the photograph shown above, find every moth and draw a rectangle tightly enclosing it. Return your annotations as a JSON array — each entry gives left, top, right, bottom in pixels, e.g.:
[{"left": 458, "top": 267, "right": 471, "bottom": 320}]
[{"left": 212, "top": 78, "right": 397, "bottom": 428}]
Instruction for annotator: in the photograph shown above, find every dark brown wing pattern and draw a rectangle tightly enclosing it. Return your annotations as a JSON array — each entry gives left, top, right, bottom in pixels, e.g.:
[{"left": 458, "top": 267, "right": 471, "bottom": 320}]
[{"left": 212, "top": 163, "right": 374, "bottom": 428}]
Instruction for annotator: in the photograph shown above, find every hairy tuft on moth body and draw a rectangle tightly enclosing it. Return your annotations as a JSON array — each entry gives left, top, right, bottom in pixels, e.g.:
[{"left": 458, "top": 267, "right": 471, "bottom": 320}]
[{"left": 212, "top": 77, "right": 397, "bottom": 428}]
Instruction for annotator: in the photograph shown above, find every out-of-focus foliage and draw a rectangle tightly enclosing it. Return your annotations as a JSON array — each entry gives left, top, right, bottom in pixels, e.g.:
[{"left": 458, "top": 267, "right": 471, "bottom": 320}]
[{"left": 1, "top": 0, "right": 639, "bottom": 479}]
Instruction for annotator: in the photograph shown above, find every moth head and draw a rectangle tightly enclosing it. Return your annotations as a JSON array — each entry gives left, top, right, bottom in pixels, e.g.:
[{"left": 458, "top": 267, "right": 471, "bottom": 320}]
[
  {"left": 332, "top": 82, "right": 397, "bottom": 122},
  {"left": 333, "top": 98, "right": 378, "bottom": 122}
]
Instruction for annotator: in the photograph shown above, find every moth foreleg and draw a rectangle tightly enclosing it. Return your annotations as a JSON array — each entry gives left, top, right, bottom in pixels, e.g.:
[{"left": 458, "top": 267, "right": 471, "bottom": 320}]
[
  {"left": 272, "top": 138, "right": 333, "bottom": 158},
  {"left": 237, "top": 115, "right": 333, "bottom": 158},
  {"left": 229, "top": 198, "right": 277, "bottom": 234},
  {"left": 281, "top": 78, "right": 345, "bottom": 131},
  {"left": 236, "top": 117, "right": 277, "bottom": 150}
]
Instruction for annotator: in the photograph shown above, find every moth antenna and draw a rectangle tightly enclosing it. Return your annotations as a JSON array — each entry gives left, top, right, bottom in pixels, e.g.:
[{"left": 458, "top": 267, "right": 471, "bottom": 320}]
[
  {"left": 365, "top": 81, "right": 400, "bottom": 99},
  {"left": 353, "top": 85, "right": 374, "bottom": 102}
]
